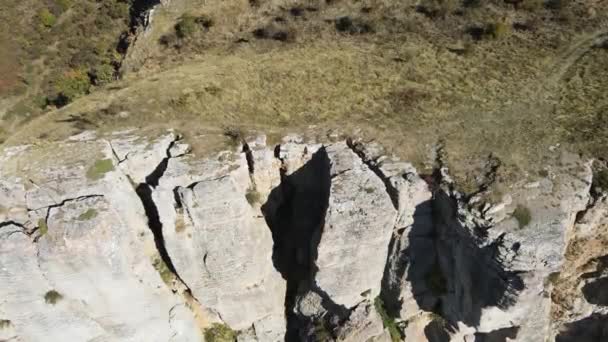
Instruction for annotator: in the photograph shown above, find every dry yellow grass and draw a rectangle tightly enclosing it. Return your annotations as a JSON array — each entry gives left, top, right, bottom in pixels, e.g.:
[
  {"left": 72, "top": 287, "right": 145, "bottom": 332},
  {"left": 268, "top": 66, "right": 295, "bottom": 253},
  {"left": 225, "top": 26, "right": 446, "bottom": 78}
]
[{"left": 3, "top": 0, "right": 608, "bottom": 185}]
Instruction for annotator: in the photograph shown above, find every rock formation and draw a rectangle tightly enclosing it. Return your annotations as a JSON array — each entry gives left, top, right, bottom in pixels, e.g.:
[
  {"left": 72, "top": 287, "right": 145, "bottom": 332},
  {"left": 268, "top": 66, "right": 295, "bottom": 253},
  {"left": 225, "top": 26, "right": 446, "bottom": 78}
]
[{"left": 0, "top": 130, "right": 606, "bottom": 341}]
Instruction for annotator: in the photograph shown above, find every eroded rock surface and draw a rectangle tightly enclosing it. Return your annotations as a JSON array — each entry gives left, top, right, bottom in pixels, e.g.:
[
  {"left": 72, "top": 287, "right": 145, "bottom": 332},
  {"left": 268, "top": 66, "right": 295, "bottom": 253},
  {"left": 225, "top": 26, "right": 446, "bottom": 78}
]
[{"left": 1, "top": 130, "right": 605, "bottom": 342}]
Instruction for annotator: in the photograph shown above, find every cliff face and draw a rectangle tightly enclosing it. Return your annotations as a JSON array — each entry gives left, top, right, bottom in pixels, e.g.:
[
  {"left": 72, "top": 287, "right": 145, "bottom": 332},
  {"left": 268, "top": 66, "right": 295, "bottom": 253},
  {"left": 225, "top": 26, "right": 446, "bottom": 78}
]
[{"left": 0, "top": 130, "right": 605, "bottom": 342}]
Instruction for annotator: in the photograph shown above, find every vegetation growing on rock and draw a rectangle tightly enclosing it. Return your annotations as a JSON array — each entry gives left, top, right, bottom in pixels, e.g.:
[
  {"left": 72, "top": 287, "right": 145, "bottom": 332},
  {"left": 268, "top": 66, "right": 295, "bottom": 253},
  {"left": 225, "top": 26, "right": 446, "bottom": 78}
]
[
  {"left": 86, "top": 159, "right": 115, "bottom": 181},
  {"left": 77, "top": 208, "right": 98, "bottom": 221},
  {"left": 0, "top": 319, "right": 11, "bottom": 329},
  {"left": 203, "top": 323, "right": 236, "bottom": 342},
  {"left": 44, "top": 290, "right": 63, "bottom": 305},
  {"left": 374, "top": 296, "right": 401, "bottom": 342},
  {"left": 513, "top": 204, "right": 532, "bottom": 229}
]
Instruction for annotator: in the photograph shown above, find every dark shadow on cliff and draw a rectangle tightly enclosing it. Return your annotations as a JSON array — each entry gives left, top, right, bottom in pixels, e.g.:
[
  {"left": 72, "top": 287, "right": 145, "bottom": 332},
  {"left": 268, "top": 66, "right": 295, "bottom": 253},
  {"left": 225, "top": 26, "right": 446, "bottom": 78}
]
[
  {"left": 582, "top": 277, "right": 608, "bottom": 306},
  {"left": 556, "top": 313, "right": 608, "bottom": 342},
  {"left": 262, "top": 147, "right": 333, "bottom": 342},
  {"left": 381, "top": 187, "right": 524, "bottom": 332}
]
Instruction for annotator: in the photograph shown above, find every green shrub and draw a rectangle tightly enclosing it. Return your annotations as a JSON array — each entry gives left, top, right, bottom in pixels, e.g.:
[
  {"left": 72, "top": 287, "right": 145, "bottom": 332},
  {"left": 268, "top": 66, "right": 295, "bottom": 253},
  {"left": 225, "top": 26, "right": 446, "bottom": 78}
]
[
  {"left": 245, "top": 187, "right": 261, "bottom": 206},
  {"left": 54, "top": 69, "right": 91, "bottom": 106},
  {"left": 152, "top": 257, "right": 174, "bottom": 285},
  {"left": 513, "top": 204, "right": 532, "bottom": 229},
  {"left": 104, "top": 0, "right": 130, "bottom": 19},
  {"left": 203, "top": 323, "right": 236, "bottom": 342},
  {"left": 175, "top": 14, "right": 214, "bottom": 38},
  {"left": 56, "top": 0, "right": 73, "bottom": 12},
  {"left": 176, "top": 15, "right": 197, "bottom": 38},
  {"left": 486, "top": 22, "right": 510, "bottom": 39},
  {"left": 91, "top": 63, "right": 115, "bottom": 86},
  {"left": 44, "top": 290, "right": 63, "bottom": 304},
  {"left": 374, "top": 297, "right": 401, "bottom": 342},
  {"left": 39, "top": 9, "right": 57, "bottom": 28},
  {"left": 521, "top": 0, "right": 543, "bottom": 11},
  {"left": 0, "top": 319, "right": 11, "bottom": 329},
  {"left": 38, "top": 219, "right": 48, "bottom": 236},
  {"left": 594, "top": 169, "right": 608, "bottom": 190}
]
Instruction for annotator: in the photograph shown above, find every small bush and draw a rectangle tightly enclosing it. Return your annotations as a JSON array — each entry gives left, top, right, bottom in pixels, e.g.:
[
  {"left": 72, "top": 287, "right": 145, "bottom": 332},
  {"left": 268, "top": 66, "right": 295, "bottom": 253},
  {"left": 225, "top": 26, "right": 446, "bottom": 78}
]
[
  {"left": 44, "top": 290, "right": 63, "bottom": 304},
  {"left": 91, "top": 63, "right": 115, "bottom": 86},
  {"left": 54, "top": 69, "right": 91, "bottom": 106},
  {"left": 521, "top": 0, "right": 543, "bottom": 11},
  {"left": 203, "top": 323, "right": 236, "bottom": 342},
  {"left": 594, "top": 169, "right": 608, "bottom": 190},
  {"left": 0, "top": 319, "right": 11, "bottom": 329},
  {"left": 39, "top": 9, "right": 57, "bottom": 28},
  {"left": 56, "top": 0, "right": 73, "bottom": 12},
  {"left": 104, "top": 0, "right": 130, "bottom": 19},
  {"left": 486, "top": 22, "right": 510, "bottom": 39},
  {"left": 38, "top": 219, "right": 48, "bottom": 236},
  {"left": 374, "top": 297, "right": 401, "bottom": 342},
  {"left": 245, "top": 187, "right": 261, "bottom": 206},
  {"left": 513, "top": 204, "right": 532, "bottom": 229},
  {"left": 152, "top": 257, "right": 174, "bottom": 285},
  {"left": 175, "top": 14, "right": 213, "bottom": 38}
]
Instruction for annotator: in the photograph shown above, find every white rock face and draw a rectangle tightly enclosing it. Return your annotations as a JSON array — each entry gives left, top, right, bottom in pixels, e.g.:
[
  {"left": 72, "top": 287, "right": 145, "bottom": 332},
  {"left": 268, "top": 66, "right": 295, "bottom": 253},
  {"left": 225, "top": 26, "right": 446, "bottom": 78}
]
[
  {"left": 0, "top": 135, "right": 202, "bottom": 342},
  {"left": 314, "top": 142, "right": 397, "bottom": 308},
  {"left": 0, "top": 130, "right": 603, "bottom": 342}
]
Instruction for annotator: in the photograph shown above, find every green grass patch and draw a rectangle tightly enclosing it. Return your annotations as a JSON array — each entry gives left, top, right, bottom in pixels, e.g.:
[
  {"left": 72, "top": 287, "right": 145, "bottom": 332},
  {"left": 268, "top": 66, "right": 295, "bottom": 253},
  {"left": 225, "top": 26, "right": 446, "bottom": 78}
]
[
  {"left": 513, "top": 204, "right": 532, "bottom": 229},
  {"left": 374, "top": 297, "right": 401, "bottom": 342},
  {"left": 203, "top": 323, "right": 236, "bottom": 342},
  {"left": 86, "top": 159, "right": 115, "bottom": 180},
  {"left": 44, "top": 290, "right": 63, "bottom": 305},
  {"left": 38, "top": 218, "right": 48, "bottom": 236},
  {"left": 77, "top": 208, "right": 98, "bottom": 221},
  {"left": 152, "top": 257, "right": 174, "bottom": 286}
]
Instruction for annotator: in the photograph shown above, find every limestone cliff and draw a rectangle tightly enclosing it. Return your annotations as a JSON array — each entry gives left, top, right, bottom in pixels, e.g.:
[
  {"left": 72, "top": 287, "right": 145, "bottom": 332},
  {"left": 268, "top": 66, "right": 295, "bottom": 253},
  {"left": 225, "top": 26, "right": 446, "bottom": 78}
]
[{"left": 0, "top": 130, "right": 605, "bottom": 342}]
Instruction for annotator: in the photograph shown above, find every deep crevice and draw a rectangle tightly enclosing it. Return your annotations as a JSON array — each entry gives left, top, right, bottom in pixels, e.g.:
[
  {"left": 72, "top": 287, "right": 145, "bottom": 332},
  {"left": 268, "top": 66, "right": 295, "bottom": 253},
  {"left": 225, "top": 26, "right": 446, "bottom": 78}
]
[
  {"left": 346, "top": 138, "right": 399, "bottom": 210},
  {"left": 262, "top": 146, "right": 332, "bottom": 341},
  {"left": 242, "top": 142, "right": 255, "bottom": 175}
]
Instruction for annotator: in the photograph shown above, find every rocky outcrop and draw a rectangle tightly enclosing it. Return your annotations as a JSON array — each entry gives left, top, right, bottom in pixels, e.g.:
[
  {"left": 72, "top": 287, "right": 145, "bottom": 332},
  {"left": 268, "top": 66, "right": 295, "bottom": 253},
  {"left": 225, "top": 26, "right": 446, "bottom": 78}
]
[{"left": 0, "top": 130, "right": 604, "bottom": 341}]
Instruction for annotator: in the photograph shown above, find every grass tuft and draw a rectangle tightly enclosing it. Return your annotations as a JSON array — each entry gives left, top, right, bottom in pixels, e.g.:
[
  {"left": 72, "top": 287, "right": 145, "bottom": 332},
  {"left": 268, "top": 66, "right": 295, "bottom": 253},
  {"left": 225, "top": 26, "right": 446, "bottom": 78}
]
[
  {"left": 44, "top": 290, "right": 63, "bottom": 305},
  {"left": 513, "top": 204, "right": 532, "bottom": 229},
  {"left": 245, "top": 187, "right": 261, "bottom": 206},
  {"left": 86, "top": 159, "right": 115, "bottom": 181},
  {"left": 203, "top": 323, "right": 236, "bottom": 342},
  {"left": 374, "top": 296, "right": 401, "bottom": 342},
  {"left": 38, "top": 218, "right": 48, "bottom": 236},
  {"left": 77, "top": 208, "right": 98, "bottom": 221},
  {"left": 0, "top": 319, "right": 11, "bottom": 329}
]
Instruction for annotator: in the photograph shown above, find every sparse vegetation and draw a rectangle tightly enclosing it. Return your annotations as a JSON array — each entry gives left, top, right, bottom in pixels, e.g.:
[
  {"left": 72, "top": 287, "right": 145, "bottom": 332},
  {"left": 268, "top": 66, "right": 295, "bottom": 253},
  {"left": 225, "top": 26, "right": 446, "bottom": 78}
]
[
  {"left": 77, "top": 208, "right": 98, "bottom": 221},
  {"left": 0, "top": 319, "right": 11, "bottom": 329},
  {"left": 53, "top": 70, "right": 91, "bottom": 106},
  {"left": 38, "top": 8, "right": 57, "bottom": 28},
  {"left": 374, "top": 296, "right": 401, "bottom": 342},
  {"left": 513, "top": 204, "right": 532, "bottom": 229},
  {"left": 86, "top": 159, "right": 115, "bottom": 180},
  {"left": 152, "top": 256, "right": 174, "bottom": 286},
  {"left": 38, "top": 218, "right": 48, "bottom": 236},
  {"left": 594, "top": 169, "right": 608, "bottom": 191},
  {"left": 167, "top": 13, "right": 214, "bottom": 44},
  {"left": 44, "top": 290, "right": 63, "bottom": 305},
  {"left": 203, "top": 323, "right": 237, "bottom": 342},
  {"left": 245, "top": 187, "right": 261, "bottom": 206}
]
